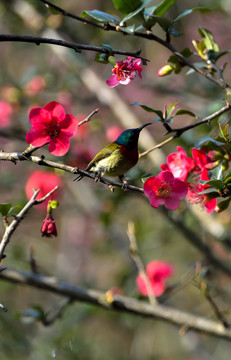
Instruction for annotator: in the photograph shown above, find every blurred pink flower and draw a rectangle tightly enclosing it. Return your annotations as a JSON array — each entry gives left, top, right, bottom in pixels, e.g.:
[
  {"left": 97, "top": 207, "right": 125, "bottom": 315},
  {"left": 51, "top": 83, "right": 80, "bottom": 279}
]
[
  {"left": 106, "top": 126, "right": 123, "bottom": 142},
  {"left": 24, "top": 75, "right": 46, "bottom": 97},
  {"left": 26, "top": 101, "right": 78, "bottom": 156},
  {"left": 161, "top": 146, "right": 195, "bottom": 181},
  {"left": 106, "top": 56, "right": 142, "bottom": 87},
  {"left": 144, "top": 171, "right": 188, "bottom": 210},
  {"left": 137, "top": 261, "right": 174, "bottom": 297},
  {"left": 25, "top": 170, "right": 61, "bottom": 210},
  {"left": 0, "top": 101, "right": 13, "bottom": 129},
  {"left": 41, "top": 213, "right": 57, "bottom": 237}
]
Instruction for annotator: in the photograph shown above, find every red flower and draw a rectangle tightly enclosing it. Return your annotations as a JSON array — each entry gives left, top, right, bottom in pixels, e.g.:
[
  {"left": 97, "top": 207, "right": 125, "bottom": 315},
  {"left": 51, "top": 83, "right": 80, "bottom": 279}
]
[
  {"left": 0, "top": 101, "right": 13, "bottom": 129},
  {"left": 106, "top": 56, "right": 142, "bottom": 87},
  {"left": 187, "top": 168, "right": 217, "bottom": 213},
  {"left": 161, "top": 146, "right": 195, "bottom": 181},
  {"left": 136, "top": 261, "right": 174, "bottom": 297},
  {"left": 144, "top": 171, "right": 188, "bottom": 210},
  {"left": 25, "top": 171, "right": 61, "bottom": 210},
  {"left": 192, "top": 148, "right": 216, "bottom": 170},
  {"left": 41, "top": 213, "right": 57, "bottom": 237},
  {"left": 26, "top": 101, "right": 78, "bottom": 156}
]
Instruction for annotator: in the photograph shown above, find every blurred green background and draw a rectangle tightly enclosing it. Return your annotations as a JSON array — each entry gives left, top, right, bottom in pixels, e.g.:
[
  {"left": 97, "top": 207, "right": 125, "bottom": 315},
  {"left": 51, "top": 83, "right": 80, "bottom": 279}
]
[{"left": 1, "top": 0, "right": 231, "bottom": 359}]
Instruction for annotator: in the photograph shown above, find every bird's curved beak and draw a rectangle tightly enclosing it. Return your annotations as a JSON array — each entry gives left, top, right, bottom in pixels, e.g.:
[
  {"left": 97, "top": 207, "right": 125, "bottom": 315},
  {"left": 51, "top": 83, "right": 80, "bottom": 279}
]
[{"left": 138, "top": 122, "right": 152, "bottom": 131}]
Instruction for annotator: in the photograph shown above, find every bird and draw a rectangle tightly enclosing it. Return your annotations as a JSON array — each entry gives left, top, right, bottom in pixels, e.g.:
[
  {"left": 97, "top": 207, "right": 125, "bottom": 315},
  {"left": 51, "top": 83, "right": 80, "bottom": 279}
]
[{"left": 75, "top": 123, "right": 152, "bottom": 183}]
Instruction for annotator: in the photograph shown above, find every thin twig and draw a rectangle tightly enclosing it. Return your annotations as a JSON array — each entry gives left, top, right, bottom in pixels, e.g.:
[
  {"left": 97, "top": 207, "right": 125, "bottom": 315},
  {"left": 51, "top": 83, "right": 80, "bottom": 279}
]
[
  {"left": 39, "top": 0, "right": 231, "bottom": 93},
  {"left": 127, "top": 222, "right": 157, "bottom": 306},
  {"left": 140, "top": 104, "right": 231, "bottom": 157},
  {"left": 0, "top": 187, "right": 58, "bottom": 261},
  {"left": 1, "top": 266, "right": 231, "bottom": 339},
  {"left": 0, "top": 34, "right": 148, "bottom": 61},
  {"left": 78, "top": 108, "right": 99, "bottom": 127}
]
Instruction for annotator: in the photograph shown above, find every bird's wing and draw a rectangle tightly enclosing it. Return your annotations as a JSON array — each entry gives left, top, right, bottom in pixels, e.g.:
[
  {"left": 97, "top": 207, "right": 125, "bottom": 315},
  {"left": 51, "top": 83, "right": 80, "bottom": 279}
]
[{"left": 86, "top": 143, "right": 120, "bottom": 171}]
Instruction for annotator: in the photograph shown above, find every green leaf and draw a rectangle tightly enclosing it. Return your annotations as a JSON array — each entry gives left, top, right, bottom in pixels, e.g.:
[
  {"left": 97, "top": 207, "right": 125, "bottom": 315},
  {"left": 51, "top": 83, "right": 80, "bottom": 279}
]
[
  {"left": 198, "top": 188, "right": 220, "bottom": 196},
  {"left": 120, "top": 0, "right": 153, "bottom": 24},
  {"left": 46, "top": 5, "right": 61, "bottom": 15},
  {"left": 95, "top": 53, "right": 109, "bottom": 64},
  {"left": 167, "top": 55, "right": 178, "bottom": 64},
  {"left": 198, "top": 27, "right": 219, "bottom": 52},
  {"left": 166, "top": 101, "right": 179, "bottom": 118},
  {"left": 102, "top": 44, "right": 113, "bottom": 53},
  {"left": 0, "top": 203, "right": 12, "bottom": 216},
  {"left": 172, "top": 8, "right": 210, "bottom": 26},
  {"left": 132, "top": 102, "right": 163, "bottom": 118},
  {"left": 199, "top": 179, "right": 224, "bottom": 190},
  {"left": 17, "top": 305, "right": 46, "bottom": 324},
  {"left": 216, "top": 198, "right": 231, "bottom": 212},
  {"left": 180, "top": 48, "right": 193, "bottom": 58},
  {"left": 143, "top": 12, "right": 171, "bottom": 29},
  {"left": 141, "top": 173, "right": 153, "bottom": 183},
  {"left": 208, "top": 163, "right": 223, "bottom": 181},
  {"left": 108, "top": 56, "right": 117, "bottom": 66},
  {"left": 81, "top": 10, "right": 120, "bottom": 24},
  {"left": 119, "top": 24, "right": 136, "bottom": 34},
  {"left": 154, "top": 0, "right": 177, "bottom": 17},
  {"left": 8, "top": 205, "right": 21, "bottom": 216},
  {"left": 195, "top": 137, "right": 225, "bottom": 148},
  {"left": 175, "top": 109, "right": 196, "bottom": 117},
  {"left": 113, "top": 0, "right": 142, "bottom": 14}
]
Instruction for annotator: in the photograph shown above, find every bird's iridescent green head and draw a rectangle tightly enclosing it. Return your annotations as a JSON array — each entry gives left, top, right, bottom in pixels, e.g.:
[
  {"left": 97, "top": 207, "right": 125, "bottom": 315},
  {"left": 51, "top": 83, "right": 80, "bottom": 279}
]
[{"left": 115, "top": 123, "right": 152, "bottom": 149}]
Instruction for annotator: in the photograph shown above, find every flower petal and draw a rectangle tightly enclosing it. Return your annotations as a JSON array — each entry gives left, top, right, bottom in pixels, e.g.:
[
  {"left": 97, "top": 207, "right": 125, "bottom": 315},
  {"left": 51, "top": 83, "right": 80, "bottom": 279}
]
[
  {"left": 49, "top": 133, "right": 70, "bottom": 156},
  {"left": 26, "top": 128, "right": 50, "bottom": 147},
  {"left": 164, "top": 196, "right": 181, "bottom": 210},
  {"left": 44, "top": 101, "right": 65, "bottom": 122},
  {"left": 59, "top": 114, "right": 78, "bottom": 136},
  {"left": 106, "top": 74, "right": 119, "bottom": 87}
]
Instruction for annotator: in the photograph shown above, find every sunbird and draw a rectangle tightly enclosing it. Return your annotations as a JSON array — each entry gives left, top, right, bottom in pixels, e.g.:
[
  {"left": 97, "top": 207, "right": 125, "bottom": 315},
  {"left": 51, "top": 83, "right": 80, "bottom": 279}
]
[{"left": 76, "top": 123, "right": 152, "bottom": 183}]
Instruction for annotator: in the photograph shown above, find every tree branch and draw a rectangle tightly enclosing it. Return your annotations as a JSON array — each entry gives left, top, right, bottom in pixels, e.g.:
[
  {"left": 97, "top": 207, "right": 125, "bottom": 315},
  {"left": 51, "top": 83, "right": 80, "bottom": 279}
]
[
  {"left": 0, "top": 34, "right": 148, "bottom": 61},
  {"left": 1, "top": 266, "right": 231, "bottom": 339},
  {"left": 0, "top": 187, "right": 58, "bottom": 261}
]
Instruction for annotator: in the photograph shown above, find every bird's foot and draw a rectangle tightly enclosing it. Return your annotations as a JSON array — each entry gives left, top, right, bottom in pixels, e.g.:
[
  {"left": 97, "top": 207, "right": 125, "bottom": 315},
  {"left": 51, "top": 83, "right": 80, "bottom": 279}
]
[
  {"left": 94, "top": 172, "right": 101, "bottom": 182},
  {"left": 108, "top": 185, "right": 115, "bottom": 192},
  {"left": 122, "top": 179, "right": 128, "bottom": 191}
]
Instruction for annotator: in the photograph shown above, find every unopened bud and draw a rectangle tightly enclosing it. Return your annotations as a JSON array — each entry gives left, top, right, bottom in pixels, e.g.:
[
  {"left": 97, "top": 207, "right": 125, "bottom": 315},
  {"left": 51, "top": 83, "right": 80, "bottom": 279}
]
[{"left": 158, "top": 64, "right": 174, "bottom": 77}]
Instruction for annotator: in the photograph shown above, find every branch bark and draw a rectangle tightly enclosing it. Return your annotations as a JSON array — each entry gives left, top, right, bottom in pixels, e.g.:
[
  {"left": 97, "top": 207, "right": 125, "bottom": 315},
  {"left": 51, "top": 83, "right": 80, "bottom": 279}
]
[{"left": 1, "top": 266, "right": 231, "bottom": 340}]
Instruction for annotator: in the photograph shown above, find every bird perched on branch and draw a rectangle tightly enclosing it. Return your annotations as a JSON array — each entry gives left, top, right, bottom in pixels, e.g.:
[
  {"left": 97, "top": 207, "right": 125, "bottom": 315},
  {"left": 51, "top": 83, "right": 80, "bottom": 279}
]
[{"left": 75, "top": 123, "right": 152, "bottom": 183}]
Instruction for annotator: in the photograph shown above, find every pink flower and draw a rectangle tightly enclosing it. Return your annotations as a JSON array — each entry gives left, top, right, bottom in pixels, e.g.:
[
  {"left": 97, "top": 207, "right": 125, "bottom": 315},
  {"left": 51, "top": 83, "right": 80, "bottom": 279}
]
[
  {"left": 24, "top": 75, "right": 46, "bottom": 97},
  {"left": 0, "top": 101, "right": 13, "bottom": 129},
  {"left": 144, "top": 171, "right": 188, "bottom": 210},
  {"left": 41, "top": 213, "right": 57, "bottom": 237},
  {"left": 187, "top": 168, "right": 217, "bottom": 213},
  {"left": 106, "top": 56, "right": 142, "bottom": 87},
  {"left": 161, "top": 146, "right": 195, "bottom": 181},
  {"left": 136, "top": 261, "right": 174, "bottom": 297},
  {"left": 26, "top": 101, "right": 78, "bottom": 156},
  {"left": 25, "top": 171, "right": 61, "bottom": 210}
]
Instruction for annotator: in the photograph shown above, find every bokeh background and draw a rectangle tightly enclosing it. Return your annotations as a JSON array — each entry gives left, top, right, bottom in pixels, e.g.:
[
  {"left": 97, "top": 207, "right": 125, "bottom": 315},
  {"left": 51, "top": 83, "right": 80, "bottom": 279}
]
[{"left": 1, "top": 0, "right": 231, "bottom": 359}]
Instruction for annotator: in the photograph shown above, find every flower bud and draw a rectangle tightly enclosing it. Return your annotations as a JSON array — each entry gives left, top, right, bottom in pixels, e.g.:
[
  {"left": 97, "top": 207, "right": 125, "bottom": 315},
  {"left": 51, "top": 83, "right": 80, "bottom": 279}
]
[{"left": 158, "top": 65, "right": 174, "bottom": 77}]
